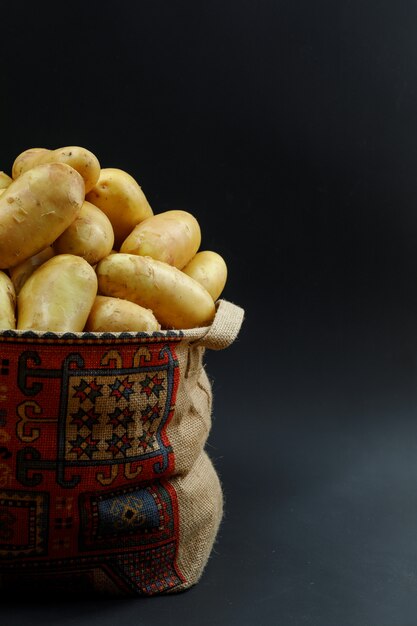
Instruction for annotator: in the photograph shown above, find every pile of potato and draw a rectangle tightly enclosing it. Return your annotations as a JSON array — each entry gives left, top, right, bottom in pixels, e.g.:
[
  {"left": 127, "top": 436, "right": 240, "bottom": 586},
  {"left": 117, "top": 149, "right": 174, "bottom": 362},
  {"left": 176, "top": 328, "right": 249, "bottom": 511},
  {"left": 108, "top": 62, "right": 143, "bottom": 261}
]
[{"left": 0, "top": 146, "right": 228, "bottom": 332}]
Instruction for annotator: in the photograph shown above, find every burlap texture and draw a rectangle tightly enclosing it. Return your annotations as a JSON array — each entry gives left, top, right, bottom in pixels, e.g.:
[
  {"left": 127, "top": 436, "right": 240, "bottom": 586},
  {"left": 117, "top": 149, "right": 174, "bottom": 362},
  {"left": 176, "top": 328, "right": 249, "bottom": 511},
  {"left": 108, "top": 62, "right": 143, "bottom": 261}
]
[
  {"left": 0, "top": 299, "right": 244, "bottom": 596},
  {"left": 162, "top": 299, "right": 245, "bottom": 589},
  {"left": 170, "top": 450, "right": 223, "bottom": 590},
  {"left": 164, "top": 299, "right": 245, "bottom": 476}
]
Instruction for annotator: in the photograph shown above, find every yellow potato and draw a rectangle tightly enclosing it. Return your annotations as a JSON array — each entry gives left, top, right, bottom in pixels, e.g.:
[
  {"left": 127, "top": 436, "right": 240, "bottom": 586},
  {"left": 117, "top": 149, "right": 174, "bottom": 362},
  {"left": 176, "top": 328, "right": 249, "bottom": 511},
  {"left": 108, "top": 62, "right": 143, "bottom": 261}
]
[
  {"left": 12, "top": 146, "right": 100, "bottom": 193},
  {"left": 0, "top": 171, "right": 12, "bottom": 189},
  {"left": 17, "top": 254, "right": 98, "bottom": 332},
  {"left": 86, "top": 168, "right": 153, "bottom": 249},
  {"left": 182, "top": 250, "right": 228, "bottom": 301},
  {"left": 11, "top": 148, "right": 49, "bottom": 179},
  {"left": 96, "top": 253, "right": 215, "bottom": 329},
  {"left": 10, "top": 246, "right": 55, "bottom": 295},
  {"left": 120, "top": 209, "right": 201, "bottom": 269},
  {"left": 0, "top": 271, "right": 16, "bottom": 329},
  {"left": 85, "top": 295, "right": 161, "bottom": 333},
  {"left": 53, "top": 201, "right": 114, "bottom": 265},
  {"left": 0, "top": 163, "right": 84, "bottom": 269}
]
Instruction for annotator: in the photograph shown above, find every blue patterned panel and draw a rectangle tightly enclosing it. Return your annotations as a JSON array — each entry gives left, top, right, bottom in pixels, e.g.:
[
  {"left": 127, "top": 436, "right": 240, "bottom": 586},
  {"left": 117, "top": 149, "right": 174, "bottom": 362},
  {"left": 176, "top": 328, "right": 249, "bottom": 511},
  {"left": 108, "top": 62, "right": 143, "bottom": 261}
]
[
  {"left": 97, "top": 488, "right": 161, "bottom": 537},
  {"left": 79, "top": 481, "right": 175, "bottom": 551}
]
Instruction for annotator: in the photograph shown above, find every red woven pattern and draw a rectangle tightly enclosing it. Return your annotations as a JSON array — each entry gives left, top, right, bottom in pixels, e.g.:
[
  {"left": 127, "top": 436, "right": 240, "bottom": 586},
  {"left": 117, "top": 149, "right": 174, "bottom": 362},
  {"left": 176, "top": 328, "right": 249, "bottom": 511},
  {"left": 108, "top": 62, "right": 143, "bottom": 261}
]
[{"left": 0, "top": 333, "right": 185, "bottom": 595}]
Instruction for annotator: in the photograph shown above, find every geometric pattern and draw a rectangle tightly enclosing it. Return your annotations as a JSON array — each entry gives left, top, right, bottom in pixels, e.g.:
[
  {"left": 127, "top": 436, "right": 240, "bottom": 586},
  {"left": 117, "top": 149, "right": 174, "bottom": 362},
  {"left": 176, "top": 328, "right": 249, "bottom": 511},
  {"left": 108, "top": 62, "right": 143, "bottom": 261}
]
[
  {"left": 13, "top": 343, "right": 179, "bottom": 489},
  {"left": 113, "top": 542, "right": 181, "bottom": 595},
  {"left": 0, "top": 331, "right": 186, "bottom": 595},
  {"left": 0, "top": 489, "right": 49, "bottom": 558},
  {"left": 79, "top": 481, "right": 176, "bottom": 550}
]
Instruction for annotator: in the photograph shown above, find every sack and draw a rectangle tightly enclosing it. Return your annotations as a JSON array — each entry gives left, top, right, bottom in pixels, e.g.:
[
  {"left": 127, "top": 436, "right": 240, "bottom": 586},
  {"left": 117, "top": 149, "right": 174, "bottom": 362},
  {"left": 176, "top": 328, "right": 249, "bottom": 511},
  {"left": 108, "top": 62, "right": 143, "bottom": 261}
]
[{"left": 0, "top": 299, "right": 244, "bottom": 596}]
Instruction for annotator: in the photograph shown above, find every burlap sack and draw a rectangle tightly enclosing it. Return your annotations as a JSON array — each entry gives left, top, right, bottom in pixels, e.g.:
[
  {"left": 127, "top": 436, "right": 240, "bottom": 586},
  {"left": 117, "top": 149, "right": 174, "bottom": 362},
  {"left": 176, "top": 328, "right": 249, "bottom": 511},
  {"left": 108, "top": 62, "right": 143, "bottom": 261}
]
[{"left": 0, "top": 299, "right": 244, "bottom": 596}]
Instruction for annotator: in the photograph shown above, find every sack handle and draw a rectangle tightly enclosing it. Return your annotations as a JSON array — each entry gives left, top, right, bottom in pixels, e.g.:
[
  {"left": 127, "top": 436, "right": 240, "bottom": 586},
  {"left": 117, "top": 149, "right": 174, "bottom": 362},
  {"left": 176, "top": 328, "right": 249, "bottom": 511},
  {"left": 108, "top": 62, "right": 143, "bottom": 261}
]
[{"left": 194, "top": 299, "right": 245, "bottom": 351}]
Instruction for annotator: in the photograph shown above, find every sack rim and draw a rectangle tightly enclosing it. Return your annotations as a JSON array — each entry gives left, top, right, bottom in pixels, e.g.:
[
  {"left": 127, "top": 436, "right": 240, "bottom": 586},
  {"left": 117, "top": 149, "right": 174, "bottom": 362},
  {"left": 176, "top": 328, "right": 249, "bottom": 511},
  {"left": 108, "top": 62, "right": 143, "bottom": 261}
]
[
  {"left": 0, "top": 299, "right": 243, "bottom": 346},
  {"left": 0, "top": 299, "right": 244, "bottom": 350}
]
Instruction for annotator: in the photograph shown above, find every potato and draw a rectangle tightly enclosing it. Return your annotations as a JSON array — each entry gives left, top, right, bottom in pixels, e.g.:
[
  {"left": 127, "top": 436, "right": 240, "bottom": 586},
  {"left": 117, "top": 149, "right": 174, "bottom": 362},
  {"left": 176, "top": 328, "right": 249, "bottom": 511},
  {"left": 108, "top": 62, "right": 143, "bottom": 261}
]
[
  {"left": 11, "top": 148, "right": 50, "bottom": 179},
  {"left": 0, "top": 271, "right": 16, "bottom": 329},
  {"left": 17, "top": 254, "right": 98, "bottom": 332},
  {"left": 9, "top": 246, "right": 54, "bottom": 295},
  {"left": 120, "top": 209, "right": 201, "bottom": 269},
  {"left": 85, "top": 295, "right": 161, "bottom": 333},
  {"left": 0, "top": 171, "right": 12, "bottom": 189},
  {"left": 96, "top": 253, "right": 215, "bottom": 329},
  {"left": 53, "top": 201, "right": 114, "bottom": 265},
  {"left": 86, "top": 168, "right": 153, "bottom": 249},
  {"left": 12, "top": 146, "right": 100, "bottom": 193},
  {"left": 0, "top": 163, "right": 84, "bottom": 269},
  {"left": 182, "top": 250, "right": 228, "bottom": 301}
]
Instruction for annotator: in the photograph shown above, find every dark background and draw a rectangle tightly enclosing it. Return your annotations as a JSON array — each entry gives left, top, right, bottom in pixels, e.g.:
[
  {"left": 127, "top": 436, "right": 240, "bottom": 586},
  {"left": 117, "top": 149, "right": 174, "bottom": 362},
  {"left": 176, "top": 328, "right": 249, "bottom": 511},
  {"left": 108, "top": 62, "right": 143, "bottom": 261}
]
[{"left": 3, "top": 1, "right": 417, "bottom": 624}]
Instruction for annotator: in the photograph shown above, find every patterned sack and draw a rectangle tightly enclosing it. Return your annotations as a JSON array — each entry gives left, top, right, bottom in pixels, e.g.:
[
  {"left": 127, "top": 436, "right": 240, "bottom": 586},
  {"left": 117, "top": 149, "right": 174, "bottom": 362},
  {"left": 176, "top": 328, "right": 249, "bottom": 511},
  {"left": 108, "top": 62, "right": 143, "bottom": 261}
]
[{"left": 0, "top": 299, "right": 244, "bottom": 596}]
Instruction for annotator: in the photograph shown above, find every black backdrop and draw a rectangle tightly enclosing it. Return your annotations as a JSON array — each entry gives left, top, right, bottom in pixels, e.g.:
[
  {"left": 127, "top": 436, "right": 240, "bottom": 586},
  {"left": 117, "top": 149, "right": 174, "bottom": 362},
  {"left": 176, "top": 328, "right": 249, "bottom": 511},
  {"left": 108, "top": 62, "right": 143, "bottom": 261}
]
[{"left": 3, "top": 1, "right": 417, "bottom": 624}]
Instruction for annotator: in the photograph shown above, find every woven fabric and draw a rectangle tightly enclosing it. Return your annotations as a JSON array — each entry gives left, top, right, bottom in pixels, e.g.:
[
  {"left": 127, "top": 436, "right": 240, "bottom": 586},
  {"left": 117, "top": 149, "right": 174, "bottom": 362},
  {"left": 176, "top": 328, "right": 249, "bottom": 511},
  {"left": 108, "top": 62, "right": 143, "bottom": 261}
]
[{"left": 0, "top": 299, "right": 243, "bottom": 596}]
